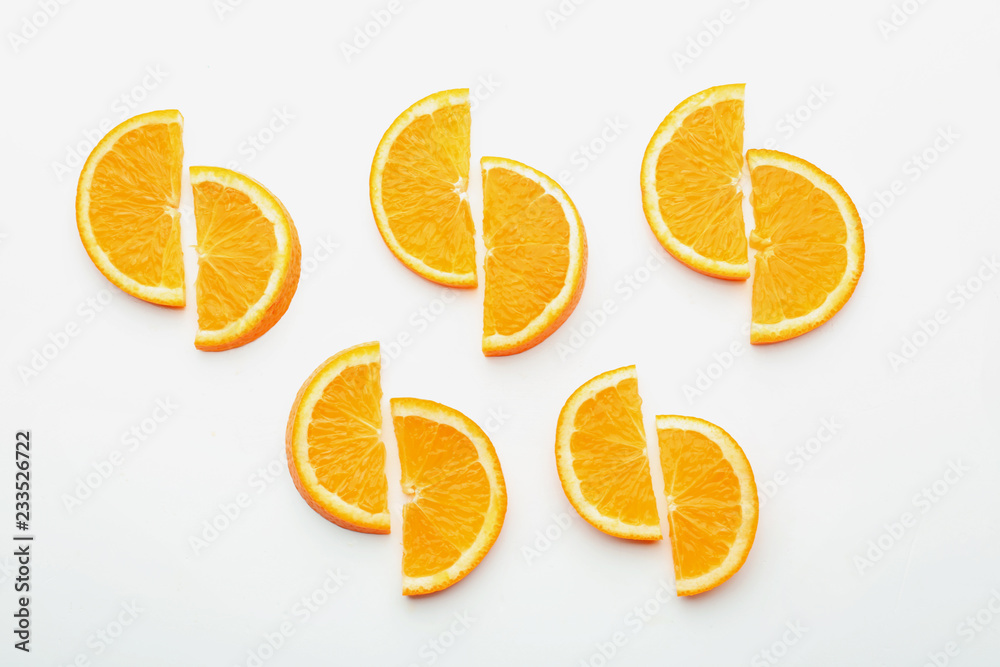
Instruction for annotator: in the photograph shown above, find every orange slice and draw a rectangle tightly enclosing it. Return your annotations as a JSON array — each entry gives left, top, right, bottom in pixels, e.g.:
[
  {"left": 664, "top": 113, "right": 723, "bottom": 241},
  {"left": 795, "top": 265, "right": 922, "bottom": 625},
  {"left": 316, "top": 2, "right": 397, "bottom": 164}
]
[
  {"left": 555, "top": 366, "right": 661, "bottom": 540},
  {"left": 640, "top": 84, "right": 748, "bottom": 280},
  {"left": 657, "top": 415, "right": 757, "bottom": 596},
  {"left": 370, "top": 89, "right": 476, "bottom": 287},
  {"left": 392, "top": 397, "right": 506, "bottom": 595},
  {"left": 481, "top": 156, "right": 587, "bottom": 356},
  {"left": 286, "top": 342, "right": 389, "bottom": 534},
  {"left": 747, "top": 149, "right": 865, "bottom": 343},
  {"left": 76, "top": 109, "right": 185, "bottom": 306},
  {"left": 191, "top": 166, "right": 301, "bottom": 351}
]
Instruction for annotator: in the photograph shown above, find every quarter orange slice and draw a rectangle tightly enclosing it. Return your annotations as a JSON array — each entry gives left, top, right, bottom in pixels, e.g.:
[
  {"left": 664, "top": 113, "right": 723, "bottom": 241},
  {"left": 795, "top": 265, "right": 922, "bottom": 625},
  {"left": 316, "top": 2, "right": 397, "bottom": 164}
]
[
  {"left": 657, "top": 415, "right": 757, "bottom": 596},
  {"left": 76, "top": 109, "right": 185, "bottom": 306},
  {"left": 370, "top": 89, "right": 476, "bottom": 287},
  {"left": 286, "top": 342, "right": 389, "bottom": 534},
  {"left": 747, "top": 149, "right": 865, "bottom": 343},
  {"left": 481, "top": 156, "right": 587, "bottom": 356},
  {"left": 641, "top": 84, "right": 748, "bottom": 280},
  {"left": 555, "top": 366, "right": 661, "bottom": 540},
  {"left": 392, "top": 397, "right": 507, "bottom": 595},
  {"left": 191, "top": 166, "right": 301, "bottom": 351}
]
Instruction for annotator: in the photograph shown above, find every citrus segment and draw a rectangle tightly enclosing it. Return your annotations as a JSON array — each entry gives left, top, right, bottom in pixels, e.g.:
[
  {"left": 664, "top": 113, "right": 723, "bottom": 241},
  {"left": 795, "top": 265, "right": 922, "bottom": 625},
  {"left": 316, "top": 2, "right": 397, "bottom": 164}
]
[
  {"left": 286, "top": 342, "right": 389, "bottom": 534},
  {"left": 191, "top": 166, "right": 300, "bottom": 351},
  {"left": 641, "top": 84, "right": 748, "bottom": 280},
  {"left": 746, "top": 149, "right": 864, "bottom": 343},
  {"left": 481, "top": 156, "right": 587, "bottom": 356},
  {"left": 556, "top": 366, "right": 661, "bottom": 540},
  {"left": 392, "top": 397, "right": 506, "bottom": 595},
  {"left": 657, "top": 415, "right": 757, "bottom": 596},
  {"left": 76, "top": 109, "right": 185, "bottom": 306},
  {"left": 370, "top": 89, "right": 476, "bottom": 287}
]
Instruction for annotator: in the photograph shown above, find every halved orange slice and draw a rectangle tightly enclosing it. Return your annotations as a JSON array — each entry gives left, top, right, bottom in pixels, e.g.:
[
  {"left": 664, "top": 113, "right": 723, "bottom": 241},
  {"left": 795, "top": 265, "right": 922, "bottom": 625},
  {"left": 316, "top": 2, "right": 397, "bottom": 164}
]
[
  {"left": 392, "top": 397, "right": 506, "bottom": 595},
  {"left": 555, "top": 366, "right": 661, "bottom": 540},
  {"left": 76, "top": 109, "right": 185, "bottom": 306},
  {"left": 481, "top": 156, "right": 587, "bottom": 356},
  {"left": 191, "top": 166, "right": 301, "bottom": 351},
  {"left": 641, "top": 84, "right": 748, "bottom": 280},
  {"left": 370, "top": 89, "right": 476, "bottom": 287},
  {"left": 657, "top": 415, "right": 757, "bottom": 596},
  {"left": 747, "top": 149, "right": 865, "bottom": 343},
  {"left": 286, "top": 342, "right": 389, "bottom": 534}
]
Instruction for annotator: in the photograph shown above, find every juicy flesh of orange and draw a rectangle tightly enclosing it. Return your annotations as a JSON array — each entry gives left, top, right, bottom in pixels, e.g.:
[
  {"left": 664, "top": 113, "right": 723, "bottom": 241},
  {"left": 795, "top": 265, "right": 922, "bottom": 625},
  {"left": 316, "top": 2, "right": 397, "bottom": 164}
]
[
  {"left": 381, "top": 104, "right": 475, "bottom": 276},
  {"left": 749, "top": 165, "right": 848, "bottom": 324},
  {"left": 88, "top": 122, "right": 184, "bottom": 289},
  {"left": 655, "top": 100, "right": 745, "bottom": 264},
  {"left": 570, "top": 378, "right": 659, "bottom": 529},
  {"left": 193, "top": 181, "right": 278, "bottom": 332},
  {"left": 395, "top": 415, "right": 490, "bottom": 578},
  {"left": 307, "top": 362, "right": 386, "bottom": 515},
  {"left": 659, "top": 427, "right": 742, "bottom": 580},
  {"left": 483, "top": 166, "right": 570, "bottom": 336}
]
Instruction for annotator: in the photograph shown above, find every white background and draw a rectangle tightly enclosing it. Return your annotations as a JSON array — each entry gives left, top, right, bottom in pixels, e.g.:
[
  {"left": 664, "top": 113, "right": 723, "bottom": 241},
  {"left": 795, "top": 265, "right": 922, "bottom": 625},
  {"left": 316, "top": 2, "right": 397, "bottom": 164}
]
[{"left": 1, "top": 0, "right": 999, "bottom": 665}]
